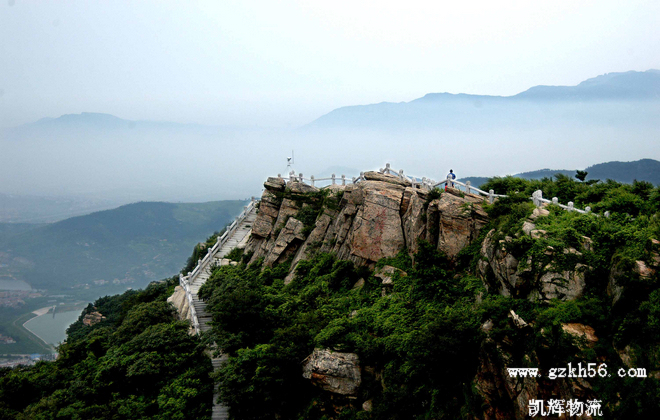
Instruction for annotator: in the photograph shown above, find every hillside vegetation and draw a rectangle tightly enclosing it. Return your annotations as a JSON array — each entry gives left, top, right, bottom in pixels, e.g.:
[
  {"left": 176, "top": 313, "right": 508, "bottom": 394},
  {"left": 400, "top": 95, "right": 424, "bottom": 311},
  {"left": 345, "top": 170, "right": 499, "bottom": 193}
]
[
  {"left": 0, "top": 279, "right": 213, "bottom": 419},
  {"left": 197, "top": 174, "right": 660, "bottom": 419},
  {"left": 0, "top": 200, "right": 247, "bottom": 295},
  {"left": 1, "top": 174, "right": 659, "bottom": 419}
]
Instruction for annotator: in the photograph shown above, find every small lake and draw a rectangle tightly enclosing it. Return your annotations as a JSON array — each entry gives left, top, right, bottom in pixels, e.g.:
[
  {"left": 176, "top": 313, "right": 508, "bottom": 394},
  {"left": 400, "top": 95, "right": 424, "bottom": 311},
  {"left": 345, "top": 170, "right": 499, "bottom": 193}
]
[
  {"left": 0, "top": 279, "right": 32, "bottom": 291},
  {"left": 23, "top": 309, "right": 83, "bottom": 345}
]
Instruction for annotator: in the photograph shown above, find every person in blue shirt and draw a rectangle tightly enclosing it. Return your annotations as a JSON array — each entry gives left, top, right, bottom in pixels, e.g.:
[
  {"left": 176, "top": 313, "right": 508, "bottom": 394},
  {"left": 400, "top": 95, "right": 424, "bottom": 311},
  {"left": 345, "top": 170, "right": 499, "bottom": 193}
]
[{"left": 446, "top": 169, "right": 456, "bottom": 188}]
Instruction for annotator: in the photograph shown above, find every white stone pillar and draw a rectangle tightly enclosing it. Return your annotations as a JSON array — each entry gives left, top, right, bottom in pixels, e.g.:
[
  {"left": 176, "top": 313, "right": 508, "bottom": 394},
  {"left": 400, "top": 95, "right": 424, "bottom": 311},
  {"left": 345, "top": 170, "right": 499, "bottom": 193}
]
[
  {"left": 567, "top": 202, "right": 574, "bottom": 212},
  {"left": 310, "top": 175, "right": 315, "bottom": 187},
  {"left": 332, "top": 174, "right": 336, "bottom": 185},
  {"left": 341, "top": 174, "right": 346, "bottom": 185}
]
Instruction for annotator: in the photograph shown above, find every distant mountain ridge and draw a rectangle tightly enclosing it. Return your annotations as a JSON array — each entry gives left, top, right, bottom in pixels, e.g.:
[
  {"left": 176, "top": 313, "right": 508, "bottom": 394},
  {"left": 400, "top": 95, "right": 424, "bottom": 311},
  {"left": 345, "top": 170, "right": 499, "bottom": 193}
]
[
  {"left": 462, "top": 158, "right": 660, "bottom": 188},
  {"left": 23, "top": 112, "right": 206, "bottom": 131},
  {"left": 307, "top": 69, "right": 660, "bottom": 129}
]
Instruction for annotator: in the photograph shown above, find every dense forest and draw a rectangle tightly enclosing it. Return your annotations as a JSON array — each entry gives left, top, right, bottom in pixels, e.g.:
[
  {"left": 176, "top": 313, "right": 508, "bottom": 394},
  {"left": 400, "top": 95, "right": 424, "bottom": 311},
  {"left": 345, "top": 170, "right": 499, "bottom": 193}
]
[
  {"left": 0, "top": 280, "right": 213, "bottom": 419},
  {"left": 198, "top": 173, "right": 660, "bottom": 419},
  {"left": 1, "top": 173, "right": 659, "bottom": 419}
]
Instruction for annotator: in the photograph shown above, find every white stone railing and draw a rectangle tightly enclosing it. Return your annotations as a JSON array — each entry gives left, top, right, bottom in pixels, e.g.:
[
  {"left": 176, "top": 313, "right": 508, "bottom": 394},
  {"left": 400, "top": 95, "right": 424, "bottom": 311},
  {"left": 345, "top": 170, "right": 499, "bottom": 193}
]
[
  {"left": 279, "top": 163, "right": 606, "bottom": 217},
  {"left": 279, "top": 171, "right": 366, "bottom": 187},
  {"left": 178, "top": 273, "right": 201, "bottom": 334},
  {"left": 178, "top": 197, "right": 259, "bottom": 334}
]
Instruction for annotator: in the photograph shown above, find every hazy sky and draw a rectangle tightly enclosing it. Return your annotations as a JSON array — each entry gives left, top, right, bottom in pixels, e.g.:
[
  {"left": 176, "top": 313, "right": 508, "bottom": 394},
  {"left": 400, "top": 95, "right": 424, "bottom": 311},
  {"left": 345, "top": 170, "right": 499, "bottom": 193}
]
[{"left": 1, "top": 0, "right": 659, "bottom": 128}]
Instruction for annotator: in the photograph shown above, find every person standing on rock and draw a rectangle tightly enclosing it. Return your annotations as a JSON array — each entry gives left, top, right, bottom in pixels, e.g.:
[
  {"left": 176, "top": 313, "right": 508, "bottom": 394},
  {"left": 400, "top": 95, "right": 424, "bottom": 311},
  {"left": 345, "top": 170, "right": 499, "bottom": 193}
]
[{"left": 446, "top": 169, "right": 456, "bottom": 189}]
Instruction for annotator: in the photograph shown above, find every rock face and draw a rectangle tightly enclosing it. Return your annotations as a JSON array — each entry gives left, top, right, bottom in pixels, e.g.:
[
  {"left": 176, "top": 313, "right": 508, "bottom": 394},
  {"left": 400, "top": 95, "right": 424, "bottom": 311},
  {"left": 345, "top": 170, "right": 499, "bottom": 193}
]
[
  {"left": 302, "top": 349, "right": 361, "bottom": 395},
  {"left": 244, "top": 176, "right": 489, "bottom": 280},
  {"left": 82, "top": 310, "right": 106, "bottom": 326},
  {"left": 430, "top": 187, "right": 489, "bottom": 258},
  {"left": 562, "top": 323, "right": 598, "bottom": 348},
  {"left": 478, "top": 226, "right": 590, "bottom": 302},
  {"left": 374, "top": 265, "right": 407, "bottom": 285},
  {"left": 607, "top": 246, "right": 659, "bottom": 305},
  {"left": 346, "top": 180, "right": 406, "bottom": 262},
  {"left": 474, "top": 319, "right": 598, "bottom": 420},
  {"left": 263, "top": 217, "right": 306, "bottom": 267}
]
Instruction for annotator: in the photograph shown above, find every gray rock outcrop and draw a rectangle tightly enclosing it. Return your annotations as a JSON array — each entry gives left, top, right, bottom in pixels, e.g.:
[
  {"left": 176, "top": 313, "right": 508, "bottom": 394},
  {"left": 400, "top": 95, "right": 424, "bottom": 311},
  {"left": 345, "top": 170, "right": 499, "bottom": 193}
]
[{"left": 302, "top": 349, "right": 361, "bottom": 395}]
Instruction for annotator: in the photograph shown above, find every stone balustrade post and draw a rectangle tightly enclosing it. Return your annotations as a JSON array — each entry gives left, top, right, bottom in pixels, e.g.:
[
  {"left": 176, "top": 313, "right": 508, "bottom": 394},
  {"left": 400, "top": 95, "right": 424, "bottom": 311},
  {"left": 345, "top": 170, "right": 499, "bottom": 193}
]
[
  {"left": 567, "top": 202, "right": 574, "bottom": 211},
  {"left": 385, "top": 163, "right": 391, "bottom": 174},
  {"left": 552, "top": 197, "right": 558, "bottom": 205},
  {"left": 585, "top": 206, "right": 591, "bottom": 213},
  {"left": 341, "top": 174, "right": 346, "bottom": 185},
  {"left": 299, "top": 173, "right": 303, "bottom": 183},
  {"left": 466, "top": 180, "right": 471, "bottom": 194},
  {"left": 360, "top": 171, "right": 364, "bottom": 180},
  {"left": 604, "top": 211, "right": 610, "bottom": 218},
  {"left": 331, "top": 174, "right": 336, "bottom": 185},
  {"left": 399, "top": 169, "right": 404, "bottom": 179},
  {"left": 489, "top": 190, "right": 494, "bottom": 203},
  {"left": 310, "top": 175, "right": 315, "bottom": 187}
]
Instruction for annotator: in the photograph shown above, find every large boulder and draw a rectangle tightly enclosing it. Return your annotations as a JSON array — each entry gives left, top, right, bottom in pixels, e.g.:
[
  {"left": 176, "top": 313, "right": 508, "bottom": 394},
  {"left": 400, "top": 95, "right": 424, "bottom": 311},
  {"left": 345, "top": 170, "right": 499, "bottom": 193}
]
[
  {"left": 286, "top": 180, "right": 319, "bottom": 194},
  {"left": 302, "top": 349, "right": 361, "bottom": 395},
  {"left": 264, "top": 176, "right": 285, "bottom": 192},
  {"left": 167, "top": 286, "right": 191, "bottom": 322},
  {"left": 363, "top": 171, "right": 412, "bottom": 187}
]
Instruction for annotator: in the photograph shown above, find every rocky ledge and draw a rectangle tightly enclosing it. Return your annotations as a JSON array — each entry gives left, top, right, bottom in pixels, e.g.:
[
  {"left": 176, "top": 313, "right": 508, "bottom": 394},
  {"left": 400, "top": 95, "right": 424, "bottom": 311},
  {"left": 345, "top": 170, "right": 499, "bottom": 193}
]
[{"left": 244, "top": 172, "right": 489, "bottom": 282}]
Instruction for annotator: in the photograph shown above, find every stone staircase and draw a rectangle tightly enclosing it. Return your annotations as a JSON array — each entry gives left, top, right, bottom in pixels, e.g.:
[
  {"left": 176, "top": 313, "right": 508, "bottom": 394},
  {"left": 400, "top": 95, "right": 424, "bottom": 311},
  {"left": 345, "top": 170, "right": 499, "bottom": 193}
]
[{"left": 181, "top": 204, "right": 257, "bottom": 420}]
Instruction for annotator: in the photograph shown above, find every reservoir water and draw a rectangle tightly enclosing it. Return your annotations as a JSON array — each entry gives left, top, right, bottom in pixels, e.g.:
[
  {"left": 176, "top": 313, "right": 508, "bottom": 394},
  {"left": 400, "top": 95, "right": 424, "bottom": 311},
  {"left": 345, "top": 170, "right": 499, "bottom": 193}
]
[{"left": 23, "top": 309, "right": 83, "bottom": 346}]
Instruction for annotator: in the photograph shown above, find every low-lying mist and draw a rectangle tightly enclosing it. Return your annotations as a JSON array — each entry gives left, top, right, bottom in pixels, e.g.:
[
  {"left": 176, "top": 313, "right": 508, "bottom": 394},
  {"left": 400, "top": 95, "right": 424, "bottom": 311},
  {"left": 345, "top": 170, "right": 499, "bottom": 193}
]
[{"left": 1, "top": 99, "right": 658, "bottom": 221}]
